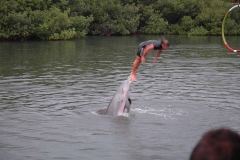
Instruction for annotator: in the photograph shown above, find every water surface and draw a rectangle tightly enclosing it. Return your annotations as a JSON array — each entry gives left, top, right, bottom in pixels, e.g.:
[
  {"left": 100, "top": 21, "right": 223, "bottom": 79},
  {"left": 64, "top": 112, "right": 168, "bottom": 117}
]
[{"left": 0, "top": 35, "right": 240, "bottom": 160}]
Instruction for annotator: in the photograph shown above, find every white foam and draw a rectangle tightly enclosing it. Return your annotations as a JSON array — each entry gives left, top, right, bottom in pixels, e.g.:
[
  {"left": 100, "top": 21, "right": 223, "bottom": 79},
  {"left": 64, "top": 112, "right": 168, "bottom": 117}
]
[{"left": 132, "top": 104, "right": 188, "bottom": 119}]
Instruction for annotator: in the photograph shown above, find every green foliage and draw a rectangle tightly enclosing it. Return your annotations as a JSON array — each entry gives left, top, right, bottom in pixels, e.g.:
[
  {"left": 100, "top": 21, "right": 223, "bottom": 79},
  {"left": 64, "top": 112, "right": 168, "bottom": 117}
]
[
  {"left": 152, "top": 0, "right": 199, "bottom": 24},
  {"left": 180, "top": 16, "right": 194, "bottom": 33},
  {"left": 17, "top": 0, "right": 51, "bottom": 12},
  {"left": 118, "top": 4, "right": 140, "bottom": 35},
  {"left": 142, "top": 14, "right": 168, "bottom": 34},
  {"left": 81, "top": 0, "right": 139, "bottom": 35},
  {"left": 194, "top": 0, "right": 230, "bottom": 35},
  {"left": 49, "top": 28, "right": 76, "bottom": 40},
  {"left": 0, "top": 0, "right": 240, "bottom": 40},
  {"left": 168, "top": 16, "right": 195, "bottom": 35},
  {"left": 224, "top": 6, "right": 240, "bottom": 35},
  {"left": 188, "top": 26, "right": 208, "bottom": 36},
  {"left": 0, "top": 11, "right": 32, "bottom": 40},
  {"left": 70, "top": 15, "right": 94, "bottom": 37},
  {"left": 30, "top": 7, "right": 72, "bottom": 40}
]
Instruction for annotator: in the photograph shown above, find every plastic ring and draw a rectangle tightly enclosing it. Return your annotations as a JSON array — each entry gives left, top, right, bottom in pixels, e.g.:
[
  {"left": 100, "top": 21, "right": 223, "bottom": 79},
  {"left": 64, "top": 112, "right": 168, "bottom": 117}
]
[{"left": 222, "top": 5, "right": 240, "bottom": 52}]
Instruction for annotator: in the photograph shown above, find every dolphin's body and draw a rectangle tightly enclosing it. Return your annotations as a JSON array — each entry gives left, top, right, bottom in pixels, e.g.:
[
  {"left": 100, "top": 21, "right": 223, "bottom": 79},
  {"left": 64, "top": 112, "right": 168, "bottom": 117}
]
[{"left": 97, "top": 77, "right": 132, "bottom": 116}]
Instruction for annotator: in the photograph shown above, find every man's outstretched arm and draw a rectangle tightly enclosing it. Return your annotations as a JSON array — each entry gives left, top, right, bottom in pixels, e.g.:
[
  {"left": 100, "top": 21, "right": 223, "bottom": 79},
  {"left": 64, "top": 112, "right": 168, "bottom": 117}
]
[{"left": 153, "top": 50, "right": 162, "bottom": 63}]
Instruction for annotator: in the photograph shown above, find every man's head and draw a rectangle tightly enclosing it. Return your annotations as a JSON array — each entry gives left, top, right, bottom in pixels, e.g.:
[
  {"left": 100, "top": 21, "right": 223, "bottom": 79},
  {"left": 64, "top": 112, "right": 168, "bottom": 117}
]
[
  {"left": 161, "top": 39, "right": 169, "bottom": 50},
  {"left": 190, "top": 128, "right": 240, "bottom": 160}
]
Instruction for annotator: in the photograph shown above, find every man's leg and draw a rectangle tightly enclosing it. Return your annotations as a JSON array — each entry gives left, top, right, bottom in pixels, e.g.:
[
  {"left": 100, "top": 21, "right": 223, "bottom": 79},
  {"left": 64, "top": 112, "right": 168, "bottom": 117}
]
[{"left": 130, "top": 56, "right": 141, "bottom": 81}]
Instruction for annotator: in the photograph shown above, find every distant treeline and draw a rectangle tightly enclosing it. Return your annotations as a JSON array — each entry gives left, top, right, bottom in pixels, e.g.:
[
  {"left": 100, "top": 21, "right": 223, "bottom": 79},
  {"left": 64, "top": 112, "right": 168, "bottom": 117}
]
[{"left": 0, "top": 0, "right": 239, "bottom": 40}]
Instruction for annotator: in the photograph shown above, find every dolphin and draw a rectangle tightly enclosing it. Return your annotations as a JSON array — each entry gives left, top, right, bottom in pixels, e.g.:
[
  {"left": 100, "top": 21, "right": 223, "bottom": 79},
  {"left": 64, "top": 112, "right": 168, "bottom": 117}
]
[{"left": 97, "top": 77, "right": 132, "bottom": 116}]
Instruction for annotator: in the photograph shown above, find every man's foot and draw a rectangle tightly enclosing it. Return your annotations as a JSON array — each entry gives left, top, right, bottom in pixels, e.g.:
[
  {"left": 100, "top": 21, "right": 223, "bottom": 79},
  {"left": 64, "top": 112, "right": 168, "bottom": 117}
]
[{"left": 130, "top": 74, "right": 137, "bottom": 81}]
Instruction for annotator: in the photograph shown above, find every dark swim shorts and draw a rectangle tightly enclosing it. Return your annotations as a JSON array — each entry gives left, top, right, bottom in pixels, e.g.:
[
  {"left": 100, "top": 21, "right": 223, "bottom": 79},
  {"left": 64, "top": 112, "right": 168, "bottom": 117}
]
[
  {"left": 136, "top": 40, "right": 162, "bottom": 57},
  {"left": 136, "top": 47, "right": 144, "bottom": 57}
]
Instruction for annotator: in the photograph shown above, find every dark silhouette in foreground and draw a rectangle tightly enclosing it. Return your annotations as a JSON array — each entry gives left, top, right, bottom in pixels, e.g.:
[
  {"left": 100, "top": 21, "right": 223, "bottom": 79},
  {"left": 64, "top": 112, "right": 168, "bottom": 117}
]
[{"left": 190, "top": 128, "right": 240, "bottom": 160}]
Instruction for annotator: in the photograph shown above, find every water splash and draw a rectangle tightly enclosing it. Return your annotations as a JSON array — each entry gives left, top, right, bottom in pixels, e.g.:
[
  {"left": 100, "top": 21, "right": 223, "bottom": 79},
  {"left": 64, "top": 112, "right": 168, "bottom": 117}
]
[{"left": 132, "top": 104, "right": 188, "bottom": 119}]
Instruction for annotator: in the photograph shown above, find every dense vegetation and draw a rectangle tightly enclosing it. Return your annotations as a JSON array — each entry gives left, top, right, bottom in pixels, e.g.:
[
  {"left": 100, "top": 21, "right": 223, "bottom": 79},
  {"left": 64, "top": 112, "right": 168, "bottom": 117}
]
[{"left": 0, "top": 0, "right": 239, "bottom": 40}]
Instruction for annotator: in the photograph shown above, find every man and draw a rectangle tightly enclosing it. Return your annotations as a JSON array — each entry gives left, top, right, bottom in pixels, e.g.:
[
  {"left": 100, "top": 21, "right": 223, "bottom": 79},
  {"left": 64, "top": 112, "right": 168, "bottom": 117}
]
[
  {"left": 190, "top": 128, "right": 240, "bottom": 160},
  {"left": 130, "top": 38, "right": 169, "bottom": 81}
]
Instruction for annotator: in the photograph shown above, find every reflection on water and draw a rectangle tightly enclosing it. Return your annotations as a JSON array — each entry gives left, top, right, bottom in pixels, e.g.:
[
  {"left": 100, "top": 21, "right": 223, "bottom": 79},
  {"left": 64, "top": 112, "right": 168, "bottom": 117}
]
[{"left": 0, "top": 35, "right": 240, "bottom": 160}]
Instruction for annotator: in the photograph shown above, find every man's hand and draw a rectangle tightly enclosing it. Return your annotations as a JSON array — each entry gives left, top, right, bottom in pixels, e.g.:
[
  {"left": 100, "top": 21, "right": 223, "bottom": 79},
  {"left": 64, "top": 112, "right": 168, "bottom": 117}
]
[{"left": 153, "top": 50, "right": 161, "bottom": 63}]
